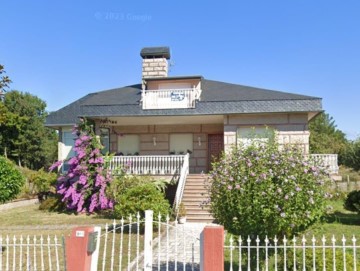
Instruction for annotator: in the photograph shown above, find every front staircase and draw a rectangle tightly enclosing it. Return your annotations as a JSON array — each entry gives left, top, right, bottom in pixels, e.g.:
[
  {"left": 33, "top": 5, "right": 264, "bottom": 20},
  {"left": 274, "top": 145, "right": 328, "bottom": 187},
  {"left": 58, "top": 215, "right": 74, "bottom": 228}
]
[{"left": 180, "top": 174, "right": 214, "bottom": 223}]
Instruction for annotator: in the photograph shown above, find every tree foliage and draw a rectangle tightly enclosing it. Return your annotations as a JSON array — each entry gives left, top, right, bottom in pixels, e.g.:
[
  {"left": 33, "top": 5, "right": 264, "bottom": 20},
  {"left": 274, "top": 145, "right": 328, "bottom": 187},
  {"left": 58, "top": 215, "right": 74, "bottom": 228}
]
[
  {"left": 0, "top": 64, "right": 12, "bottom": 96},
  {"left": 208, "top": 138, "right": 331, "bottom": 238},
  {"left": 341, "top": 137, "right": 360, "bottom": 171},
  {"left": 309, "top": 112, "right": 347, "bottom": 155},
  {"left": 0, "top": 91, "right": 57, "bottom": 169}
]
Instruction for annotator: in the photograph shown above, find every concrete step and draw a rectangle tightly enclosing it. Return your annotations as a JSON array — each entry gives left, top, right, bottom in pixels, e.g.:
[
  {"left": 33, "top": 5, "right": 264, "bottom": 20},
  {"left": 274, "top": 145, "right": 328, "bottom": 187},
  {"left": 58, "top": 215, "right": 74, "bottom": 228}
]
[{"left": 178, "top": 174, "right": 214, "bottom": 223}]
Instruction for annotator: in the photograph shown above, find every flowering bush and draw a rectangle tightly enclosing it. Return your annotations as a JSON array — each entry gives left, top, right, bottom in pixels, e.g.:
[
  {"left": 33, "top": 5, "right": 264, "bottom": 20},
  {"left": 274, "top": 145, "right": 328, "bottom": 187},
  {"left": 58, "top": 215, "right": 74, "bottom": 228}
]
[
  {"left": 208, "top": 139, "right": 331, "bottom": 237},
  {"left": 50, "top": 119, "right": 113, "bottom": 213}
]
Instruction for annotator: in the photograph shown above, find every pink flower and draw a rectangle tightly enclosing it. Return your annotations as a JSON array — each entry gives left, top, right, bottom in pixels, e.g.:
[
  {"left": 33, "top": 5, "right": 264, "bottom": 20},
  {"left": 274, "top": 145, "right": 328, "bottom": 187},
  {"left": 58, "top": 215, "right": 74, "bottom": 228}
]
[{"left": 49, "top": 160, "right": 63, "bottom": 172}]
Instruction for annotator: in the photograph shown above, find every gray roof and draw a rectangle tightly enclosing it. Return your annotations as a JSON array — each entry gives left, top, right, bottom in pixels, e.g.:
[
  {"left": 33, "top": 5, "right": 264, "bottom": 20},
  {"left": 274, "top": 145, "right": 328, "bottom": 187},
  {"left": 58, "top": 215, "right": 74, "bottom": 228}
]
[{"left": 45, "top": 78, "right": 322, "bottom": 126}]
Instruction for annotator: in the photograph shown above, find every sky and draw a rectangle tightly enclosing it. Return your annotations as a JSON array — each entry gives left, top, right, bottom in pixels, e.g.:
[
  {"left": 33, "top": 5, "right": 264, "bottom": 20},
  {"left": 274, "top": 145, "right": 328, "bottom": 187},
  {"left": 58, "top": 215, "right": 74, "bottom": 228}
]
[{"left": 1, "top": 0, "right": 359, "bottom": 139}]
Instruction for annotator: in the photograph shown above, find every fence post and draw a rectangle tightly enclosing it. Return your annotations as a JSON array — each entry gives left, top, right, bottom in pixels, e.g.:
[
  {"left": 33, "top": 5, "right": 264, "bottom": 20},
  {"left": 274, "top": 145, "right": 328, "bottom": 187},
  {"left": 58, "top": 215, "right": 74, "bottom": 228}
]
[
  {"left": 200, "top": 225, "right": 224, "bottom": 271},
  {"left": 144, "top": 210, "right": 153, "bottom": 270},
  {"left": 65, "top": 226, "right": 101, "bottom": 271}
]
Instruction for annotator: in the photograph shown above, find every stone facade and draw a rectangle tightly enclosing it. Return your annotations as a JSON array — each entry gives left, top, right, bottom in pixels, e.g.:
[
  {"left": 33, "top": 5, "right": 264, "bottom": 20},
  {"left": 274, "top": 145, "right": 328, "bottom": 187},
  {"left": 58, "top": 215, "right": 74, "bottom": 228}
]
[{"left": 224, "top": 113, "right": 310, "bottom": 153}]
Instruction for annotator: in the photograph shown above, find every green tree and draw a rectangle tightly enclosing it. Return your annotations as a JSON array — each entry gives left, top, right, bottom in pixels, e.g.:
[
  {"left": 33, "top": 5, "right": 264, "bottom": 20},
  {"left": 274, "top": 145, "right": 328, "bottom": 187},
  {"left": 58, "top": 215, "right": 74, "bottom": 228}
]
[
  {"left": 0, "top": 64, "right": 12, "bottom": 97},
  {"left": 0, "top": 64, "right": 12, "bottom": 125},
  {"left": 309, "top": 112, "right": 347, "bottom": 155},
  {"left": 0, "top": 91, "right": 57, "bottom": 169},
  {"left": 342, "top": 137, "right": 360, "bottom": 171}
]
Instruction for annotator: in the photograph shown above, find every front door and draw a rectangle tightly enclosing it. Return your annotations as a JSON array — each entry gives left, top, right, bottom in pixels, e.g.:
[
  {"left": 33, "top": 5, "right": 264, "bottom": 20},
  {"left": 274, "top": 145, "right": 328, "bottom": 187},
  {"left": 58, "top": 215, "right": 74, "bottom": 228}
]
[{"left": 208, "top": 134, "right": 224, "bottom": 171}]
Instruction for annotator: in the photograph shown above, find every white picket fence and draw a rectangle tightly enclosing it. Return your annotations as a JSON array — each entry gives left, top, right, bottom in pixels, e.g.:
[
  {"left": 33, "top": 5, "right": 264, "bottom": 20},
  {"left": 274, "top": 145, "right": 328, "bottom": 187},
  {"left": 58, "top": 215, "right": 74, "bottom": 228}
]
[
  {"left": 0, "top": 235, "right": 64, "bottom": 271},
  {"left": 225, "top": 235, "right": 360, "bottom": 271}
]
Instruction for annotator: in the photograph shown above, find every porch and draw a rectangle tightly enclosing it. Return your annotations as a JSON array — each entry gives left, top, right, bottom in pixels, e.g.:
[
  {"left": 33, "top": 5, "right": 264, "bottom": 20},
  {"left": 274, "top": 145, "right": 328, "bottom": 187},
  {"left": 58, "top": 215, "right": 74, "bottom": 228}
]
[{"left": 109, "top": 153, "right": 339, "bottom": 176}]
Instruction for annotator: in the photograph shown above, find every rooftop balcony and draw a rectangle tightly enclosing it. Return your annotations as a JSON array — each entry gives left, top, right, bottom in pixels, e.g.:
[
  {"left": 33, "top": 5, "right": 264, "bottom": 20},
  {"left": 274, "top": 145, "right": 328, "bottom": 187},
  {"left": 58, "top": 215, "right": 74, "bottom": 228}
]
[{"left": 141, "top": 87, "right": 201, "bottom": 110}]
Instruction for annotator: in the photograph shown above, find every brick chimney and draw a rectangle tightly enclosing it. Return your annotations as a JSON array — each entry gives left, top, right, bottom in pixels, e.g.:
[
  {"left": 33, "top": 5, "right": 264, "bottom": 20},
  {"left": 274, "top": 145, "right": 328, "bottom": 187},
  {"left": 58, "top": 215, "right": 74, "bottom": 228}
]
[{"left": 140, "top": 46, "right": 170, "bottom": 78}]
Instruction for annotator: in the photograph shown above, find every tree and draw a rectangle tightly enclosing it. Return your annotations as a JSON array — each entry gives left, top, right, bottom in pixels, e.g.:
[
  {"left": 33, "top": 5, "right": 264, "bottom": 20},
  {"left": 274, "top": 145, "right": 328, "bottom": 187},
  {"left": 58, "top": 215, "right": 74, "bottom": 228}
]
[
  {"left": 342, "top": 137, "right": 360, "bottom": 171},
  {"left": 309, "top": 112, "right": 347, "bottom": 155},
  {"left": 0, "top": 91, "right": 57, "bottom": 169},
  {"left": 0, "top": 64, "right": 12, "bottom": 97}
]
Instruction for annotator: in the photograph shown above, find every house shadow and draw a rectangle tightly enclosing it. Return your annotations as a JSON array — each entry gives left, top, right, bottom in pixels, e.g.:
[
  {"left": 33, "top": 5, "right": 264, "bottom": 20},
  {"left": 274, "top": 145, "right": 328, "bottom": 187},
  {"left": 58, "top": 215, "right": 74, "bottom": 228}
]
[{"left": 324, "top": 211, "right": 360, "bottom": 225}]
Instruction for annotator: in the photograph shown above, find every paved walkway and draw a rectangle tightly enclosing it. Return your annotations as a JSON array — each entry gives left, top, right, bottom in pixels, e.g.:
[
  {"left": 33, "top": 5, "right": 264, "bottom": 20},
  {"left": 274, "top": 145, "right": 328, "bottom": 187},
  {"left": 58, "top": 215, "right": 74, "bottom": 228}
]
[
  {"left": 150, "top": 222, "right": 217, "bottom": 271},
  {"left": 0, "top": 198, "right": 38, "bottom": 211}
]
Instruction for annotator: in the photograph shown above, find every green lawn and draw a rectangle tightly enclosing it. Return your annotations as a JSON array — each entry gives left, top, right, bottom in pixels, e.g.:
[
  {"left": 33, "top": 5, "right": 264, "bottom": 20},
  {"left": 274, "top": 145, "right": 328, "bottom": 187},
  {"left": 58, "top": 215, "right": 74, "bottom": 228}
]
[{"left": 0, "top": 204, "right": 115, "bottom": 236}]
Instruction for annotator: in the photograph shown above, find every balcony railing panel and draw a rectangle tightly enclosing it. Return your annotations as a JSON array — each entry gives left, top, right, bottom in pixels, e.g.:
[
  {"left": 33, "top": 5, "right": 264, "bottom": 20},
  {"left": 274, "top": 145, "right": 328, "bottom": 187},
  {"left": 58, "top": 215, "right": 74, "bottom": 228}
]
[
  {"left": 310, "top": 154, "right": 339, "bottom": 174},
  {"left": 109, "top": 155, "right": 186, "bottom": 175},
  {"left": 142, "top": 88, "right": 200, "bottom": 109}
]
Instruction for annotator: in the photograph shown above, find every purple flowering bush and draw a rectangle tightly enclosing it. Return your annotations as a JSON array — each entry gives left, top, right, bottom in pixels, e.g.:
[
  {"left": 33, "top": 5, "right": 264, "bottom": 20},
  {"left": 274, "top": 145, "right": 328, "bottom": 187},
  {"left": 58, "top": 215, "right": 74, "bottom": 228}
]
[
  {"left": 50, "top": 119, "right": 113, "bottom": 213},
  {"left": 208, "top": 139, "right": 331, "bottom": 237}
]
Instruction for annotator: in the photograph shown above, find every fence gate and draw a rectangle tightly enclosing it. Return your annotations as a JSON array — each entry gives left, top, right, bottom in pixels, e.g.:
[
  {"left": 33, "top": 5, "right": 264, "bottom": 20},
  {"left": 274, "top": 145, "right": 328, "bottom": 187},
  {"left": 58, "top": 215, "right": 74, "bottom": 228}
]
[{"left": 96, "top": 211, "right": 201, "bottom": 271}]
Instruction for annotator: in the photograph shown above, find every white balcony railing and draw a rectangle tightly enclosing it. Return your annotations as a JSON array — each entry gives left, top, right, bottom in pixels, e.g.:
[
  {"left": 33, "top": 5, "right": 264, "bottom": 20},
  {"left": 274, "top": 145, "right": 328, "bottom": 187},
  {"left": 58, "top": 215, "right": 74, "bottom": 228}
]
[
  {"left": 109, "top": 155, "right": 187, "bottom": 175},
  {"left": 310, "top": 154, "right": 339, "bottom": 174},
  {"left": 142, "top": 88, "right": 201, "bottom": 109},
  {"left": 173, "top": 153, "right": 190, "bottom": 212}
]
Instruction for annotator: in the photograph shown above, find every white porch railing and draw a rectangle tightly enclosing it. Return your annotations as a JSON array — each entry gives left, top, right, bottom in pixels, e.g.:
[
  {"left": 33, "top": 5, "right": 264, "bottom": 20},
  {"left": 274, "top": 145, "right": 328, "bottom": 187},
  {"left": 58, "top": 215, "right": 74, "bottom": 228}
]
[
  {"left": 142, "top": 88, "right": 201, "bottom": 109},
  {"left": 173, "top": 153, "right": 190, "bottom": 213},
  {"left": 109, "top": 155, "right": 187, "bottom": 175},
  {"left": 310, "top": 154, "right": 339, "bottom": 174}
]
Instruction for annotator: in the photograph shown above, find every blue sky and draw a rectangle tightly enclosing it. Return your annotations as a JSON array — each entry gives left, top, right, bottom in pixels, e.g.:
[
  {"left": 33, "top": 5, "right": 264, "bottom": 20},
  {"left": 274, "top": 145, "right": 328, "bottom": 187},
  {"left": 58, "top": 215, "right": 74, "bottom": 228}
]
[{"left": 1, "top": 1, "right": 359, "bottom": 139}]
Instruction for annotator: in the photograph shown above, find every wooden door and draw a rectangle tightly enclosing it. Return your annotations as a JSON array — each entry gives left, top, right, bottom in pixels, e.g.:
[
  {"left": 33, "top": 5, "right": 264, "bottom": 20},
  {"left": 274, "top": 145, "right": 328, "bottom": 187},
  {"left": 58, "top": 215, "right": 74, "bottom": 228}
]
[{"left": 208, "top": 134, "right": 224, "bottom": 171}]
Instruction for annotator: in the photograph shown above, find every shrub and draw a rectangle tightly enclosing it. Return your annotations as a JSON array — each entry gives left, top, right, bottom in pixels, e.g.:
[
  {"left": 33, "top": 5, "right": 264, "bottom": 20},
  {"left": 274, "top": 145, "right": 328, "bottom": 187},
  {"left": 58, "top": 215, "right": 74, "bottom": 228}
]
[
  {"left": 39, "top": 196, "right": 66, "bottom": 212},
  {"left": 32, "top": 168, "right": 57, "bottom": 193},
  {"left": 344, "top": 190, "right": 360, "bottom": 213},
  {"left": 208, "top": 138, "right": 331, "bottom": 237},
  {"left": 113, "top": 182, "right": 171, "bottom": 219},
  {"left": 282, "top": 247, "right": 360, "bottom": 270},
  {"left": 0, "top": 156, "right": 25, "bottom": 203},
  {"left": 107, "top": 174, "right": 168, "bottom": 202}
]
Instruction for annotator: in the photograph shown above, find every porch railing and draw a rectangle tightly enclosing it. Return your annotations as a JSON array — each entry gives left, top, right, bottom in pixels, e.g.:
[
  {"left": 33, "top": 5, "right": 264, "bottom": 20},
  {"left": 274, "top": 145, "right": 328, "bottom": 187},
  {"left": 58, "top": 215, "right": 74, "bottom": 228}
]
[
  {"left": 310, "top": 154, "right": 339, "bottom": 174},
  {"left": 142, "top": 88, "right": 201, "bottom": 109},
  {"left": 109, "top": 155, "right": 187, "bottom": 175},
  {"left": 173, "top": 153, "right": 190, "bottom": 213}
]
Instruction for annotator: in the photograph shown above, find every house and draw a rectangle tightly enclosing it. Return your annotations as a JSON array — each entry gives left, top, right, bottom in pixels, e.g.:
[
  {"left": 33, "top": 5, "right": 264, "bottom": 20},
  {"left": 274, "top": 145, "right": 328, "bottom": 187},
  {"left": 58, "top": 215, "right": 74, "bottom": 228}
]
[{"left": 46, "top": 46, "right": 338, "bottom": 222}]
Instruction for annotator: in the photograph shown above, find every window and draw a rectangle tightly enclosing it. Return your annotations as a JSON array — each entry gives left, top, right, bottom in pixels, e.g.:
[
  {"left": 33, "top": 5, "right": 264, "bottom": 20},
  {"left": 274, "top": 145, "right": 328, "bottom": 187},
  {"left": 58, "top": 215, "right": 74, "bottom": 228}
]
[
  {"left": 169, "top": 134, "right": 193, "bottom": 154},
  {"left": 99, "top": 128, "right": 110, "bottom": 154},
  {"left": 117, "top": 135, "right": 139, "bottom": 155},
  {"left": 237, "top": 127, "right": 274, "bottom": 147},
  {"left": 62, "top": 131, "right": 76, "bottom": 171}
]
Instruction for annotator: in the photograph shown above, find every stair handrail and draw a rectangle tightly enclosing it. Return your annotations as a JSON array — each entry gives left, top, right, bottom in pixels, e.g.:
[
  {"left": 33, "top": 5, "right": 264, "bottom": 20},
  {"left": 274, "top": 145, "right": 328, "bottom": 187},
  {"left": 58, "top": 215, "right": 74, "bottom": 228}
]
[{"left": 173, "top": 153, "right": 190, "bottom": 217}]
